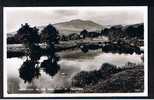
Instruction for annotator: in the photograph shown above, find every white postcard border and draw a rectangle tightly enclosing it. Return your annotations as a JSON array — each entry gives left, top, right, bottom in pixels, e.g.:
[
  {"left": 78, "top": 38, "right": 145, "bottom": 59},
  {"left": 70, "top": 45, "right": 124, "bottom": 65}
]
[{"left": 3, "top": 6, "right": 148, "bottom": 97}]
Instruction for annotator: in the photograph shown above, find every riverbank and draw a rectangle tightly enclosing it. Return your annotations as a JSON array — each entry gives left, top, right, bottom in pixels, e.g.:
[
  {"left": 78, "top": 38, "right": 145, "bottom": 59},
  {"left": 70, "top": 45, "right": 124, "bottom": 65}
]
[
  {"left": 71, "top": 63, "right": 144, "bottom": 93},
  {"left": 7, "top": 42, "right": 143, "bottom": 58}
]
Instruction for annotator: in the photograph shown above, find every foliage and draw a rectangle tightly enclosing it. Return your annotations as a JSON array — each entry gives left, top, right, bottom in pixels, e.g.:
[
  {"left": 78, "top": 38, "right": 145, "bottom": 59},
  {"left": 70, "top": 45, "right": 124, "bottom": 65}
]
[
  {"left": 80, "top": 29, "right": 88, "bottom": 38},
  {"left": 18, "top": 23, "right": 61, "bottom": 83},
  {"left": 101, "top": 28, "right": 109, "bottom": 36},
  {"left": 19, "top": 60, "right": 40, "bottom": 83},
  {"left": 40, "top": 57, "right": 60, "bottom": 77},
  {"left": 28, "top": 44, "right": 42, "bottom": 61},
  {"left": 16, "top": 23, "right": 40, "bottom": 45},
  {"left": 40, "top": 24, "right": 59, "bottom": 44},
  {"left": 80, "top": 29, "right": 101, "bottom": 38},
  {"left": 83, "top": 64, "right": 144, "bottom": 93},
  {"left": 126, "top": 24, "right": 144, "bottom": 39},
  {"left": 72, "top": 62, "right": 136, "bottom": 88},
  {"left": 7, "top": 36, "right": 19, "bottom": 44}
]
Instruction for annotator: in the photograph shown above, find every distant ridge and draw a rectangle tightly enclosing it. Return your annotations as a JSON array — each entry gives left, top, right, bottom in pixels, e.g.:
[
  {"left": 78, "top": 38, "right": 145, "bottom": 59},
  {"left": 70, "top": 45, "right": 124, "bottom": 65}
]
[
  {"left": 37, "top": 19, "right": 104, "bottom": 35},
  {"left": 7, "top": 20, "right": 143, "bottom": 37}
]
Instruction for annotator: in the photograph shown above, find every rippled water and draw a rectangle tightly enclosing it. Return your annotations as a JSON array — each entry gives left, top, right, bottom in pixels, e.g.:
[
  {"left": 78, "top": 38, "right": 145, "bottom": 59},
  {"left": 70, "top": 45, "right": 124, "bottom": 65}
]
[{"left": 7, "top": 52, "right": 143, "bottom": 93}]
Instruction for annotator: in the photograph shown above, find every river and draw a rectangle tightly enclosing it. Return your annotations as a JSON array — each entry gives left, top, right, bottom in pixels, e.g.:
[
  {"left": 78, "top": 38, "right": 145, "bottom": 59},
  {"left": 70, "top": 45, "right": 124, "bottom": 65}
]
[{"left": 6, "top": 52, "right": 143, "bottom": 93}]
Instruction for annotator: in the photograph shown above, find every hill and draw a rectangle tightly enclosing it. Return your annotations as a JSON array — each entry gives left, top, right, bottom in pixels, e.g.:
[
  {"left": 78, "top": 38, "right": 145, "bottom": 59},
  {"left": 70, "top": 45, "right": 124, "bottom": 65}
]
[
  {"left": 38, "top": 19, "right": 104, "bottom": 35},
  {"left": 7, "top": 19, "right": 104, "bottom": 37}
]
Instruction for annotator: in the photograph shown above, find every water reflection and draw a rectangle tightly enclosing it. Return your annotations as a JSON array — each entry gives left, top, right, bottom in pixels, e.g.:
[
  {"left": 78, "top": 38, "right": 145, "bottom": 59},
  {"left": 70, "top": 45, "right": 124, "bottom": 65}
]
[
  {"left": 19, "top": 43, "right": 61, "bottom": 83},
  {"left": 40, "top": 57, "right": 60, "bottom": 77},
  {"left": 7, "top": 52, "right": 143, "bottom": 93},
  {"left": 19, "top": 60, "right": 40, "bottom": 83}
]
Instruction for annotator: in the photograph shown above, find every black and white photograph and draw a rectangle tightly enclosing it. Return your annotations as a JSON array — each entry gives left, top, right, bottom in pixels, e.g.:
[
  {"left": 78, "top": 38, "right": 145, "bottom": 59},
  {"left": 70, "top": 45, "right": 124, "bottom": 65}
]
[{"left": 3, "top": 6, "right": 148, "bottom": 97}]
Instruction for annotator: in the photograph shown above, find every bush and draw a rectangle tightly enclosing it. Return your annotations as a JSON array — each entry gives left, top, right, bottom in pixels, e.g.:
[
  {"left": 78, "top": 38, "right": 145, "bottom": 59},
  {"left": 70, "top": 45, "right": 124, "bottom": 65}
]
[
  {"left": 72, "top": 70, "right": 100, "bottom": 87},
  {"left": 72, "top": 63, "right": 125, "bottom": 88}
]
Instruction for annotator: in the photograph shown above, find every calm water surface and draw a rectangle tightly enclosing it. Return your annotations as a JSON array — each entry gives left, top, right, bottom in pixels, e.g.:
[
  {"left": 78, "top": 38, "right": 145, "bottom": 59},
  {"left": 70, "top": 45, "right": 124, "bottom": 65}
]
[{"left": 7, "top": 52, "right": 143, "bottom": 93}]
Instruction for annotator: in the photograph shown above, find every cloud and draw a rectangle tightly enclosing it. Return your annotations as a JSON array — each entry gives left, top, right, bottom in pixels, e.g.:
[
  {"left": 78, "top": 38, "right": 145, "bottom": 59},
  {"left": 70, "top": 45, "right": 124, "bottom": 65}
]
[
  {"left": 4, "top": 7, "right": 146, "bottom": 33},
  {"left": 53, "top": 9, "right": 78, "bottom": 17},
  {"left": 80, "top": 9, "right": 144, "bottom": 25}
]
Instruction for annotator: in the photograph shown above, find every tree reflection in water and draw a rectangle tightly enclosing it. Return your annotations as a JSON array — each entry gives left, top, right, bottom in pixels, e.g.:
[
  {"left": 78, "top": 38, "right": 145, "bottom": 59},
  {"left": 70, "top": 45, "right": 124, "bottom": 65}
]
[
  {"left": 19, "top": 49, "right": 60, "bottom": 83},
  {"left": 40, "top": 56, "right": 60, "bottom": 77},
  {"left": 19, "top": 60, "right": 41, "bottom": 83},
  {"left": 40, "top": 43, "right": 60, "bottom": 77},
  {"left": 18, "top": 23, "right": 61, "bottom": 83}
]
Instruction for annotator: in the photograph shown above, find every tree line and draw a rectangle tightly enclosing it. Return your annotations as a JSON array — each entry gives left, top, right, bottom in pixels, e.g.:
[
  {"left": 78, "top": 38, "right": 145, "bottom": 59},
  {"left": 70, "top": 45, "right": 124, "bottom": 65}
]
[{"left": 7, "top": 23, "right": 144, "bottom": 44}]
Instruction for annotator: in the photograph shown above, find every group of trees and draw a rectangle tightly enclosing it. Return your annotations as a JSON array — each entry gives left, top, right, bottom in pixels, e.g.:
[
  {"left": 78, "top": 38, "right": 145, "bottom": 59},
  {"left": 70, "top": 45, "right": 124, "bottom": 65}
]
[
  {"left": 80, "top": 29, "right": 101, "bottom": 38},
  {"left": 79, "top": 23, "right": 144, "bottom": 40},
  {"left": 8, "top": 23, "right": 60, "bottom": 44},
  {"left": 18, "top": 23, "right": 60, "bottom": 83},
  {"left": 60, "top": 33, "right": 80, "bottom": 41},
  {"left": 7, "top": 23, "right": 144, "bottom": 44},
  {"left": 80, "top": 41, "right": 142, "bottom": 54},
  {"left": 125, "top": 24, "right": 144, "bottom": 39},
  {"left": 107, "top": 24, "right": 144, "bottom": 42},
  {"left": 60, "top": 30, "right": 101, "bottom": 41}
]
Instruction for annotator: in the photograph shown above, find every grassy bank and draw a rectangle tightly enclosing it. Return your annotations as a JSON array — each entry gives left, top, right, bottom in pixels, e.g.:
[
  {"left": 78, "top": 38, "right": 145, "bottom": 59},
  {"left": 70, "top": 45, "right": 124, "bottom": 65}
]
[
  {"left": 57, "top": 49, "right": 102, "bottom": 60},
  {"left": 71, "top": 63, "right": 144, "bottom": 93}
]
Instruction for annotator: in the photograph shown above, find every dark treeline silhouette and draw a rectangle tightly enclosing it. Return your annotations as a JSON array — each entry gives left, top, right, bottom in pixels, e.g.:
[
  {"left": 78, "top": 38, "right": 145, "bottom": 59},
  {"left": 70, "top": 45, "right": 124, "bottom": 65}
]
[
  {"left": 108, "top": 24, "right": 144, "bottom": 44},
  {"left": 125, "top": 24, "right": 144, "bottom": 39},
  {"left": 80, "top": 29, "right": 101, "bottom": 38},
  {"left": 7, "top": 23, "right": 144, "bottom": 44},
  {"left": 101, "top": 28, "right": 109, "bottom": 36},
  {"left": 80, "top": 41, "right": 143, "bottom": 54},
  {"left": 60, "top": 33, "right": 80, "bottom": 41},
  {"left": 59, "top": 23, "right": 144, "bottom": 42},
  {"left": 7, "top": 23, "right": 144, "bottom": 58},
  {"left": 7, "top": 36, "right": 19, "bottom": 44},
  {"left": 18, "top": 23, "right": 61, "bottom": 83}
]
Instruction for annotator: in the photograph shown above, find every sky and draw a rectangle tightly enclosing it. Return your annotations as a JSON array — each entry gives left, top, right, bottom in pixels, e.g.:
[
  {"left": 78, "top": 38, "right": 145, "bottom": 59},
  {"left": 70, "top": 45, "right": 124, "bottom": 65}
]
[{"left": 4, "top": 7, "right": 147, "bottom": 33}]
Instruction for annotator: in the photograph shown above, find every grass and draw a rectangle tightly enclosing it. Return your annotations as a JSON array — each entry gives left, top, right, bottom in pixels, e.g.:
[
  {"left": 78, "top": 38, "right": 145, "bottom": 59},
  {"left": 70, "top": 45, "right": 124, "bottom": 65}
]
[
  {"left": 58, "top": 49, "right": 102, "bottom": 60},
  {"left": 71, "top": 62, "right": 144, "bottom": 93}
]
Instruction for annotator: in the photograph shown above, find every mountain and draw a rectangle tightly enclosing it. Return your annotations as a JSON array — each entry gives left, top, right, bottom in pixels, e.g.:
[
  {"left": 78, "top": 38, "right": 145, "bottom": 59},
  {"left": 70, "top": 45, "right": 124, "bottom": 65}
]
[
  {"left": 7, "top": 19, "right": 104, "bottom": 37},
  {"left": 7, "top": 19, "right": 143, "bottom": 37},
  {"left": 37, "top": 19, "right": 104, "bottom": 35}
]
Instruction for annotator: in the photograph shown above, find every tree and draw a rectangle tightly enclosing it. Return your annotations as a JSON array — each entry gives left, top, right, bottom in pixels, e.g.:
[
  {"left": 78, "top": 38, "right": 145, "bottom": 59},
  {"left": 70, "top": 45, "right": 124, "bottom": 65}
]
[
  {"left": 18, "top": 23, "right": 41, "bottom": 83},
  {"left": 80, "top": 29, "right": 88, "bottom": 38},
  {"left": 101, "top": 28, "right": 109, "bottom": 36},
  {"left": 16, "top": 23, "right": 40, "bottom": 46},
  {"left": 7, "top": 36, "right": 17, "bottom": 44},
  {"left": 19, "top": 60, "right": 40, "bottom": 83},
  {"left": 136, "top": 24, "right": 144, "bottom": 39},
  {"left": 40, "top": 24, "right": 59, "bottom": 44},
  {"left": 18, "top": 23, "right": 61, "bottom": 83},
  {"left": 16, "top": 23, "right": 41, "bottom": 60},
  {"left": 126, "top": 26, "right": 136, "bottom": 38},
  {"left": 40, "top": 24, "right": 60, "bottom": 60},
  {"left": 40, "top": 24, "right": 61, "bottom": 78}
]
